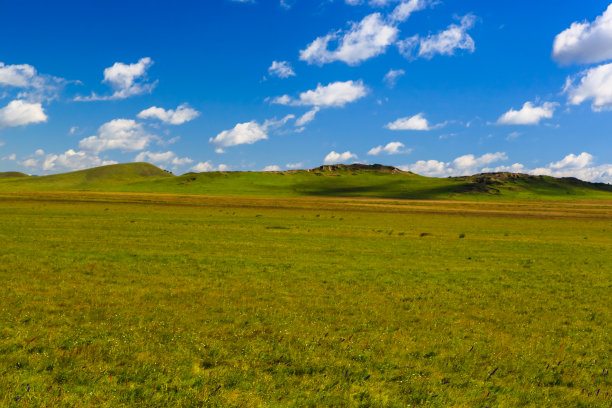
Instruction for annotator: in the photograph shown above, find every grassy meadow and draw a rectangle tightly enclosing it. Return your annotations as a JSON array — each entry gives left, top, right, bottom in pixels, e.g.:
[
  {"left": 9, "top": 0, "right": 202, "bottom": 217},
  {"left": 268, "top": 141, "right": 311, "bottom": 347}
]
[
  {"left": 0, "top": 191, "right": 610, "bottom": 407},
  {"left": 2, "top": 163, "right": 612, "bottom": 200}
]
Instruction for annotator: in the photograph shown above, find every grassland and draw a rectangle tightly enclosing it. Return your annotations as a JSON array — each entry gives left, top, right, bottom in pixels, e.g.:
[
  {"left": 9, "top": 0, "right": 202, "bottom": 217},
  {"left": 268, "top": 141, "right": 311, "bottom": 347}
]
[
  {"left": 0, "top": 191, "right": 610, "bottom": 407},
  {"left": 1, "top": 162, "right": 612, "bottom": 200}
]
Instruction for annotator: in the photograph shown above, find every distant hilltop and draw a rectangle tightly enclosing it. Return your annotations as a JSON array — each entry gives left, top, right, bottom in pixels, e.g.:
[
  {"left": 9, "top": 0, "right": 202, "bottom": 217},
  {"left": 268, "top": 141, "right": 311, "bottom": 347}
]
[{"left": 306, "top": 164, "right": 410, "bottom": 174}]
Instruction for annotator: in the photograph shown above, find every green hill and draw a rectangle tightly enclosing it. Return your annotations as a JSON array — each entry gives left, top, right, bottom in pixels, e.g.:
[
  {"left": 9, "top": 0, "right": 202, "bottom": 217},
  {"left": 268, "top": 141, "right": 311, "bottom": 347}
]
[
  {"left": 0, "top": 171, "right": 29, "bottom": 178},
  {"left": 0, "top": 162, "right": 172, "bottom": 191},
  {"left": 0, "top": 162, "right": 611, "bottom": 200}
]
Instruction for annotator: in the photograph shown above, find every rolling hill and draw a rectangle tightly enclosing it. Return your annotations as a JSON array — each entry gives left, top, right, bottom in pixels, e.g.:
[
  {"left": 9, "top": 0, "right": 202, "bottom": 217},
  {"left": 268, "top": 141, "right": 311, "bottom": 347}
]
[{"left": 0, "top": 162, "right": 611, "bottom": 200}]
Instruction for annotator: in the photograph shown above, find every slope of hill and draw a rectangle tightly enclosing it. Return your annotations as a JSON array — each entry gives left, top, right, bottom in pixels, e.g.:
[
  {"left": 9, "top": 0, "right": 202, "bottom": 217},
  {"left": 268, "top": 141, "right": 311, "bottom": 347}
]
[
  {"left": 0, "top": 163, "right": 611, "bottom": 200},
  {"left": 0, "top": 171, "right": 29, "bottom": 178},
  {"left": 0, "top": 162, "right": 173, "bottom": 191}
]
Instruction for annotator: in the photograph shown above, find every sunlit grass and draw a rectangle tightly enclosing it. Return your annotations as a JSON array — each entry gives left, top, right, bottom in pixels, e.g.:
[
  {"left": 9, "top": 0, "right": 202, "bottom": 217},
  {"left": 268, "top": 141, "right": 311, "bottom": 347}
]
[{"left": 0, "top": 192, "right": 610, "bottom": 406}]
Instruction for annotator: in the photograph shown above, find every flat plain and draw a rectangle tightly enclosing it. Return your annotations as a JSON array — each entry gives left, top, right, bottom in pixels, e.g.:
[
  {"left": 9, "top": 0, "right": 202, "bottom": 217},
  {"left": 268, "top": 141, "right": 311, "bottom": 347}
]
[{"left": 0, "top": 190, "right": 610, "bottom": 407}]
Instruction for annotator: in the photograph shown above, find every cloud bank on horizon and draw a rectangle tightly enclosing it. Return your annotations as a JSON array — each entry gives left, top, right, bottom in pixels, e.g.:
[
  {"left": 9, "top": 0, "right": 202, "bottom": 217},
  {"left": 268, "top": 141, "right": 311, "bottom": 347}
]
[{"left": 1, "top": 1, "right": 612, "bottom": 182}]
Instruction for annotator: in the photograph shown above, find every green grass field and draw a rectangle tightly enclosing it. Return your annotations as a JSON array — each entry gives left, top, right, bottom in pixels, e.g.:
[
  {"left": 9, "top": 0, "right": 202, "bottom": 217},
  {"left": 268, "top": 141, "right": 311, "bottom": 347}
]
[
  {"left": 0, "top": 191, "right": 610, "bottom": 407},
  {"left": 2, "top": 162, "right": 612, "bottom": 200}
]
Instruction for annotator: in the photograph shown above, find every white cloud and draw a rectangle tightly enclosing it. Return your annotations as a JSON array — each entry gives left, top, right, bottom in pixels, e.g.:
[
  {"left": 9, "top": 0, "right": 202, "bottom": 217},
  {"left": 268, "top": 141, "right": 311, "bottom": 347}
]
[
  {"left": 389, "top": 0, "right": 431, "bottom": 23},
  {"left": 0, "top": 62, "right": 66, "bottom": 102},
  {"left": 137, "top": 104, "right": 200, "bottom": 125},
  {"left": 300, "top": 13, "right": 398, "bottom": 66},
  {"left": 399, "top": 14, "right": 476, "bottom": 59},
  {"left": 20, "top": 158, "right": 39, "bottom": 168},
  {"left": 324, "top": 150, "right": 358, "bottom": 164},
  {"left": 280, "top": 0, "right": 295, "bottom": 9},
  {"left": 400, "top": 152, "right": 507, "bottom": 176},
  {"left": 209, "top": 114, "right": 294, "bottom": 151},
  {"left": 191, "top": 161, "right": 229, "bottom": 172},
  {"left": 565, "top": 62, "right": 612, "bottom": 110},
  {"left": 263, "top": 165, "right": 282, "bottom": 171},
  {"left": 268, "top": 61, "right": 296, "bottom": 78},
  {"left": 40, "top": 149, "right": 117, "bottom": 172},
  {"left": 75, "top": 58, "right": 157, "bottom": 101},
  {"left": 0, "top": 63, "right": 36, "bottom": 88},
  {"left": 383, "top": 69, "right": 405, "bottom": 88},
  {"left": 78, "top": 119, "right": 153, "bottom": 153},
  {"left": 497, "top": 101, "right": 558, "bottom": 125},
  {"left": 367, "top": 141, "right": 411, "bottom": 155},
  {"left": 210, "top": 121, "right": 268, "bottom": 150},
  {"left": 295, "top": 107, "right": 320, "bottom": 127},
  {"left": 272, "top": 80, "right": 368, "bottom": 107},
  {"left": 2, "top": 153, "right": 17, "bottom": 161},
  {"left": 345, "top": 0, "right": 432, "bottom": 23},
  {"left": 286, "top": 162, "right": 303, "bottom": 169},
  {"left": 385, "top": 113, "right": 443, "bottom": 130},
  {"left": 400, "top": 152, "right": 612, "bottom": 183},
  {"left": 0, "top": 100, "right": 47, "bottom": 128},
  {"left": 134, "top": 151, "right": 193, "bottom": 167},
  {"left": 553, "top": 4, "right": 612, "bottom": 65},
  {"left": 548, "top": 152, "right": 593, "bottom": 170},
  {"left": 485, "top": 152, "right": 612, "bottom": 184}
]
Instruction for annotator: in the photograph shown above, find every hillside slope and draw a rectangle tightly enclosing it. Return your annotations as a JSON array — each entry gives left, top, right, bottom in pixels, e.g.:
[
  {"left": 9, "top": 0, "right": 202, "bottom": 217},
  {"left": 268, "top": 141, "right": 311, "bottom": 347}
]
[
  {"left": 0, "top": 163, "right": 611, "bottom": 200},
  {"left": 0, "top": 162, "right": 173, "bottom": 191},
  {"left": 0, "top": 171, "right": 29, "bottom": 179}
]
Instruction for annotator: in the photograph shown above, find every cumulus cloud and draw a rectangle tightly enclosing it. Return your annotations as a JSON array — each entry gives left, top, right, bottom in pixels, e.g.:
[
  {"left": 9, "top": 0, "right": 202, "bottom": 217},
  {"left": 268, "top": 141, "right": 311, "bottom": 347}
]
[
  {"left": 484, "top": 152, "right": 612, "bottom": 184},
  {"left": 553, "top": 4, "right": 612, "bottom": 65},
  {"left": 209, "top": 122, "right": 267, "bottom": 152},
  {"left": 134, "top": 151, "right": 193, "bottom": 167},
  {"left": 400, "top": 152, "right": 508, "bottom": 177},
  {"left": 398, "top": 14, "right": 476, "bottom": 59},
  {"left": 268, "top": 61, "right": 296, "bottom": 78},
  {"left": 272, "top": 80, "right": 368, "bottom": 107},
  {"left": 367, "top": 141, "right": 411, "bottom": 155},
  {"left": 295, "top": 107, "right": 320, "bottom": 127},
  {"left": 385, "top": 113, "right": 443, "bottom": 130},
  {"left": 191, "top": 161, "right": 229, "bottom": 172},
  {"left": 35, "top": 149, "right": 117, "bottom": 172},
  {"left": 75, "top": 58, "right": 157, "bottom": 101},
  {"left": 137, "top": 104, "right": 200, "bottom": 125},
  {"left": 497, "top": 101, "right": 558, "bottom": 125},
  {"left": 399, "top": 152, "right": 612, "bottom": 183},
  {"left": 565, "top": 62, "right": 612, "bottom": 110},
  {"left": 300, "top": 13, "right": 398, "bottom": 66},
  {"left": 0, "top": 63, "right": 37, "bottom": 88},
  {"left": 388, "top": 0, "right": 432, "bottom": 23},
  {"left": 209, "top": 115, "right": 294, "bottom": 152},
  {"left": 323, "top": 150, "right": 358, "bottom": 164},
  {"left": 280, "top": 0, "right": 295, "bottom": 9},
  {"left": 286, "top": 162, "right": 303, "bottom": 169},
  {"left": 78, "top": 119, "right": 154, "bottom": 153},
  {"left": 0, "top": 100, "right": 47, "bottom": 128},
  {"left": 263, "top": 165, "right": 282, "bottom": 171},
  {"left": 383, "top": 69, "right": 405, "bottom": 88},
  {"left": 345, "top": 0, "right": 432, "bottom": 23},
  {"left": 0, "top": 62, "right": 67, "bottom": 102}
]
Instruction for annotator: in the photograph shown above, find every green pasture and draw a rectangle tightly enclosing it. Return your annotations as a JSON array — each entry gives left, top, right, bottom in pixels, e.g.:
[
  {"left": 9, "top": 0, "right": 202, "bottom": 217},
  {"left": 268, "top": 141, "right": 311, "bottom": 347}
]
[
  {"left": 1, "top": 163, "right": 612, "bottom": 200},
  {"left": 0, "top": 192, "right": 610, "bottom": 407}
]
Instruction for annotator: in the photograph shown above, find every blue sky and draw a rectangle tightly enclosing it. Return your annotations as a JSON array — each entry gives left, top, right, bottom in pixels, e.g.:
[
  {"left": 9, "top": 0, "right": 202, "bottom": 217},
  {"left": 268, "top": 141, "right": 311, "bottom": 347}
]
[{"left": 1, "top": 0, "right": 612, "bottom": 182}]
